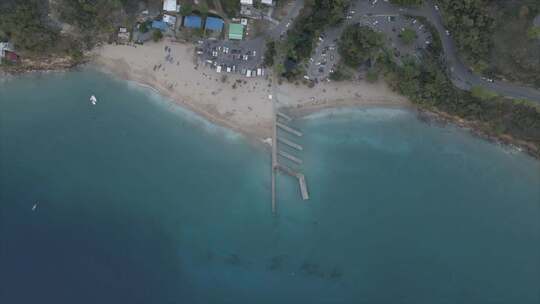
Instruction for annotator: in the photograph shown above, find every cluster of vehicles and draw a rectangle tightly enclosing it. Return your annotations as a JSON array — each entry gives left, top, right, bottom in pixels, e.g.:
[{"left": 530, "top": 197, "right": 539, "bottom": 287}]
[
  {"left": 208, "top": 46, "right": 257, "bottom": 61},
  {"left": 204, "top": 60, "right": 266, "bottom": 78},
  {"left": 198, "top": 41, "right": 265, "bottom": 77}
]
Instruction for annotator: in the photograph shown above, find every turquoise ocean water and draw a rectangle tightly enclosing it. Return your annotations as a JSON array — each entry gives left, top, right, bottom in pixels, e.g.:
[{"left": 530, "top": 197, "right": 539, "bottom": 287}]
[{"left": 1, "top": 69, "right": 539, "bottom": 303}]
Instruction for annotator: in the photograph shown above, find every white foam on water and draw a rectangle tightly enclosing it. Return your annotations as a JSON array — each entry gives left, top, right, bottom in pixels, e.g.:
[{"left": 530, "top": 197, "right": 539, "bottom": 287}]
[
  {"left": 301, "top": 106, "right": 411, "bottom": 122},
  {"left": 123, "top": 79, "right": 243, "bottom": 142}
]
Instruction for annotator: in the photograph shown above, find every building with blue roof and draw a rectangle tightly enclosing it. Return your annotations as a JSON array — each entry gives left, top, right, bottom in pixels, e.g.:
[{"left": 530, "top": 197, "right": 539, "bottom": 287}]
[
  {"left": 151, "top": 20, "right": 168, "bottom": 31},
  {"left": 184, "top": 15, "right": 202, "bottom": 29},
  {"left": 205, "top": 17, "right": 224, "bottom": 32}
]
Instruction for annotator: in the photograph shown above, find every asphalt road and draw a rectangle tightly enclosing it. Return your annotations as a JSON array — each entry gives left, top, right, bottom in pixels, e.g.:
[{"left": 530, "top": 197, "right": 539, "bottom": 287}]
[
  {"left": 267, "top": 0, "right": 305, "bottom": 40},
  {"left": 383, "top": 0, "right": 540, "bottom": 103}
]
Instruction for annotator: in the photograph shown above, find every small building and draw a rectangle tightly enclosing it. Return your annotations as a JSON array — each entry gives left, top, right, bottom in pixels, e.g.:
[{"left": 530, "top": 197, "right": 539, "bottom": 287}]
[
  {"left": 163, "top": 14, "right": 177, "bottom": 26},
  {"left": 240, "top": 0, "right": 253, "bottom": 5},
  {"left": 261, "top": 0, "right": 273, "bottom": 5},
  {"left": 163, "top": 0, "right": 179, "bottom": 12},
  {"left": 152, "top": 20, "right": 169, "bottom": 31},
  {"left": 0, "top": 41, "right": 14, "bottom": 58},
  {"left": 228, "top": 23, "right": 244, "bottom": 40},
  {"left": 184, "top": 15, "right": 202, "bottom": 29},
  {"left": 2, "top": 50, "right": 19, "bottom": 63},
  {"left": 205, "top": 17, "right": 224, "bottom": 32},
  {"left": 117, "top": 27, "right": 130, "bottom": 42}
]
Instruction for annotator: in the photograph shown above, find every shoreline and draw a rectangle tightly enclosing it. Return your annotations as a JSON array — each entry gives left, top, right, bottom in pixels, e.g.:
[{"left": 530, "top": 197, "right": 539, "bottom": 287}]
[
  {"left": 89, "top": 39, "right": 410, "bottom": 143},
  {"left": 2, "top": 40, "right": 538, "bottom": 159}
]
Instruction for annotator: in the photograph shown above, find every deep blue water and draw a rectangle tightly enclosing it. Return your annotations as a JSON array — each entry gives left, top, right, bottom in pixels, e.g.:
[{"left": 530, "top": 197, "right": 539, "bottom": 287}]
[{"left": 1, "top": 70, "right": 539, "bottom": 303}]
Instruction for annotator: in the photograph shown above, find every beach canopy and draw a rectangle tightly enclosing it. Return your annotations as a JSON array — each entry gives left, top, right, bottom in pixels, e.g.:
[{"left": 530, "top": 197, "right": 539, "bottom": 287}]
[
  {"left": 205, "top": 17, "right": 224, "bottom": 31},
  {"left": 228, "top": 23, "right": 244, "bottom": 40},
  {"left": 184, "top": 15, "right": 202, "bottom": 29},
  {"left": 151, "top": 20, "right": 168, "bottom": 31},
  {"left": 163, "top": 0, "right": 178, "bottom": 12}
]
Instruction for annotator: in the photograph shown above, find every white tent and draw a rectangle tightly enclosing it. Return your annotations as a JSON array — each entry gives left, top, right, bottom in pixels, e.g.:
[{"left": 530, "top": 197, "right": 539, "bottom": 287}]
[
  {"left": 163, "top": 0, "right": 178, "bottom": 12},
  {"left": 261, "top": 0, "right": 273, "bottom": 5},
  {"left": 163, "top": 14, "right": 177, "bottom": 25},
  {"left": 240, "top": 0, "right": 253, "bottom": 5}
]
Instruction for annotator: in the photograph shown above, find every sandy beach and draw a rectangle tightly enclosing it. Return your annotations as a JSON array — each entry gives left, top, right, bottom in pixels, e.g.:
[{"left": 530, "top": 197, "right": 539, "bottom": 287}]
[{"left": 92, "top": 38, "right": 409, "bottom": 140}]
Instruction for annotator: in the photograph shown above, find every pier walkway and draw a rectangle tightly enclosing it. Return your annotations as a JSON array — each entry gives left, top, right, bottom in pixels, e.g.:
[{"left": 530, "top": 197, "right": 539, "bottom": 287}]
[
  {"left": 277, "top": 111, "right": 293, "bottom": 122},
  {"left": 276, "top": 164, "right": 310, "bottom": 200},
  {"left": 278, "top": 150, "right": 303, "bottom": 164},
  {"left": 277, "top": 122, "right": 303, "bottom": 137},
  {"left": 277, "top": 137, "right": 303, "bottom": 151}
]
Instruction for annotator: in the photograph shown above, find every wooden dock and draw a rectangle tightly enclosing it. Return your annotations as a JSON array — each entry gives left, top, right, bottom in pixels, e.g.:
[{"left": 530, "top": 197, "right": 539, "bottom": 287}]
[
  {"left": 277, "top": 122, "right": 303, "bottom": 137},
  {"left": 277, "top": 111, "right": 293, "bottom": 122},
  {"left": 298, "top": 174, "right": 309, "bottom": 200},
  {"left": 277, "top": 137, "right": 303, "bottom": 151},
  {"left": 278, "top": 150, "right": 303, "bottom": 164},
  {"left": 276, "top": 164, "right": 310, "bottom": 200}
]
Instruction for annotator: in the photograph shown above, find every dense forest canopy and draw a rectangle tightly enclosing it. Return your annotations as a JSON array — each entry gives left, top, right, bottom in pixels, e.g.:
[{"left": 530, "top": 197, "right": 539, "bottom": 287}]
[
  {"left": 0, "top": 0, "right": 61, "bottom": 54},
  {"left": 338, "top": 26, "right": 383, "bottom": 67},
  {"left": 437, "top": 0, "right": 540, "bottom": 87},
  {"left": 0, "top": 0, "right": 148, "bottom": 57}
]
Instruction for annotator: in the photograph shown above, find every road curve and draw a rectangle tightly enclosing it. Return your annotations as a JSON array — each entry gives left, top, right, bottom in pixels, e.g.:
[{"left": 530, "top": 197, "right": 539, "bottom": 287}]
[{"left": 403, "top": 0, "right": 540, "bottom": 103}]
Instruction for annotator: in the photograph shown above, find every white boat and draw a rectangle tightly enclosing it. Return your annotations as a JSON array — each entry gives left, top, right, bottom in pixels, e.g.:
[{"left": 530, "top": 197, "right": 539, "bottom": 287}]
[
  {"left": 32, "top": 202, "right": 38, "bottom": 211},
  {"left": 90, "top": 95, "right": 97, "bottom": 105}
]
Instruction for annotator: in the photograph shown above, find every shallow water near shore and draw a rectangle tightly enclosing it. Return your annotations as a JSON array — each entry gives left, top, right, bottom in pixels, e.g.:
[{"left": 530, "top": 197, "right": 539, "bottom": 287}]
[{"left": 1, "top": 69, "right": 539, "bottom": 303}]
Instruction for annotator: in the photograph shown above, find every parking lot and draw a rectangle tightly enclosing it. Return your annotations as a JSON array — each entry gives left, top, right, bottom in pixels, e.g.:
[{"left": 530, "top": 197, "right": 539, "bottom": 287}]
[
  {"left": 306, "top": 26, "right": 341, "bottom": 81},
  {"left": 359, "top": 14, "right": 432, "bottom": 62},
  {"left": 197, "top": 37, "right": 267, "bottom": 77},
  {"left": 307, "top": 7, "right": 433, "bottom": 81}
]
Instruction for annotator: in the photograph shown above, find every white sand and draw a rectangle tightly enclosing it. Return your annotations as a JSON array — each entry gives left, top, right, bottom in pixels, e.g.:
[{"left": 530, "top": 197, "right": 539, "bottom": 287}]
[{"left": 92, "top": 38, "right": 409, "bottom": 139}]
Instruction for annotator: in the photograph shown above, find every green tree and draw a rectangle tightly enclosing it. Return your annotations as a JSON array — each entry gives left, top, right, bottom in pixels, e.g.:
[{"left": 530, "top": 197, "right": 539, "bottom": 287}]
[
  {"left": 400, "top": 27, "right": 417, "bottom": 45},
  {"left": 181, "top": 3, "right": 193, "bottom": 16},
  {"left": 264, "top": 41, "right": 276, "bottom": 67},
  {"left": 366, "top": 69, "right": 379, "bottom": 82},
  {"left": 139, "top": 21, "right": 150, "bottom": 33},
  {"left": 152, "top": 29, "right": 163, "bottom": 42},
  {"left": 527, "top": 26, "right": 540, "bottom": 40},
  {"left": 438, "top": 0, "right": 494, "bottom": 65},
  {"left": 338, "top": 25, "right": 384, "bottom": 68},
  {"left": 0, "top": 0, "right": 60, "bottom": 53},
  {"left": 199, "top": 3, "right": 209, "bottom": 17},
  {"left": 220, "top": 0, "right": 240, "bottom": 18}
]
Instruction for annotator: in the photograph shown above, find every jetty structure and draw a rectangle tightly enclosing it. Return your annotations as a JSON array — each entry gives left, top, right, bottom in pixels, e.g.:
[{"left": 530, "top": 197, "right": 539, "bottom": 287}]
[{"left": 271, "top": 104, "right": 310, "bottom": 216}]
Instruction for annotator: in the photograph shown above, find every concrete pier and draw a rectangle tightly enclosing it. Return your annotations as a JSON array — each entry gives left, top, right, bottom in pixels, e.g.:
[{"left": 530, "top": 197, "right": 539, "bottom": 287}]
[
  {"left": 277, "top": 137, "right": 303, "bottom": 151},
  {"left": 277, "top": 111, "right": 293, "bottom": 122},
  {"left": 276, "top": 164, "right": 310, "bottom": 201},
  {"left": 277, "top": 122, "right": 303, "bottom": 137},
  {"left": 278, "top": 150, "right": 303, "bottom": 164},
  {"left": 298, "top": 174, "right": 309, "bottom": 200}
]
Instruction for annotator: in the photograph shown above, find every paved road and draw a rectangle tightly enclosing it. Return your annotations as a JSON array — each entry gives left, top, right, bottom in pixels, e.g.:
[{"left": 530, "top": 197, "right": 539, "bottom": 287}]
[
  {"left": 267, "top": 0, "right": 305, "bottom": 40},
  {"left": 355, "top": 0, "right": 540, "bottom": 103}
]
